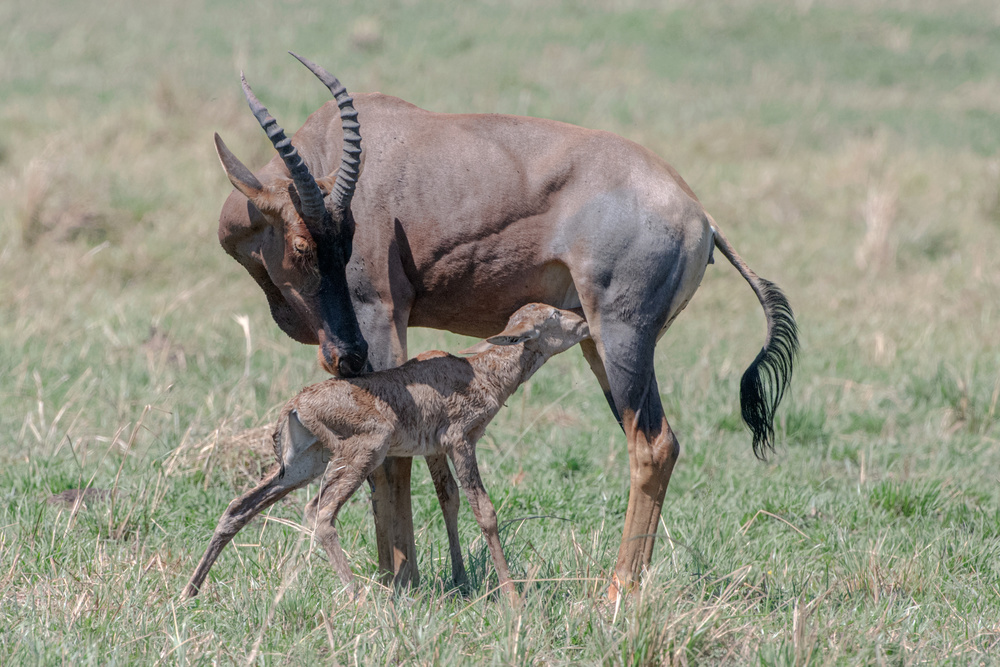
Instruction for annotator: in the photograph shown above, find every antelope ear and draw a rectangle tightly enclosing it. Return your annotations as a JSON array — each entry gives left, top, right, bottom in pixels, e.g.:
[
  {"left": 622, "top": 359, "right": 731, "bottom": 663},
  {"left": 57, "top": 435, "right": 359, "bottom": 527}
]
[
  {"left": 315, "top": 175, "right": 336, "bottom": 196},
  {"left": 486, "top": 329, "right": 540, "bottom": 346},
  {"left": 215, "top": 133, "right": 265, "bottom": 199}
]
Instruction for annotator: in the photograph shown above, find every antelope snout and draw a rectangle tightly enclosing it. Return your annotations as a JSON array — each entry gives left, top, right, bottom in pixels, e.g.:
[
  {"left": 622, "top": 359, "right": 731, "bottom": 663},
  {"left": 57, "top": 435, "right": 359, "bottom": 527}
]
[
  {"left": 338, "top": 349, "right": 368, "bottom": 377},
  {"left": 318, "top": 340, "right": 368, "bottom": 378}
]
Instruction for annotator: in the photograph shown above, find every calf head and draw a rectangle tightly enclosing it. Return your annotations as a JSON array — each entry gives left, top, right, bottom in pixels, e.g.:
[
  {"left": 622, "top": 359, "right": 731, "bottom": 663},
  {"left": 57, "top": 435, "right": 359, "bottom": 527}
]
[
  {"left": 486, "top": 303, "right": 590, "bottom": 356},
  {"left": 215, "top": 54, "right": 368, "bottom": 377}
]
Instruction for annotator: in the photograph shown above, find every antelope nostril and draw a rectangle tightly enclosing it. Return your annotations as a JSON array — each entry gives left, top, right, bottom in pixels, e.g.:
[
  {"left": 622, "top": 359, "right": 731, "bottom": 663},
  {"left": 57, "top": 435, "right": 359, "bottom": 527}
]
[
  {"left": 337, "top": 349, "right": 368, "bottom": 377},
  {"left": 338, "top": 351, "right": 366, "bottom": 378},
  {"left": 319, "top": 337, "right": 367, "bottom": 377}
]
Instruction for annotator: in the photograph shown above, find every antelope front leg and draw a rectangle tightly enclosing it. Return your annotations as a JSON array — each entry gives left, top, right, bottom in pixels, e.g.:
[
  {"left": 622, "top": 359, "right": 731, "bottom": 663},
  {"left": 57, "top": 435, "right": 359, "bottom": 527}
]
[
  {"left": 358, "top": 305, "right": 423, "bottom": 588},
  {"left": 369, "top": 457, "right": 419, "bottom": 587},
  {"left": 450, "top": 446, "right": 517, "bottom": 602}
]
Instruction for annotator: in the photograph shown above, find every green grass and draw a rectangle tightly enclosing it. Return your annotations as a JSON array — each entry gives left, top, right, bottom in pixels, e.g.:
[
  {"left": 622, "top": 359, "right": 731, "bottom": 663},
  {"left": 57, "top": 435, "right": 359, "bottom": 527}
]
[{"left": 3, "top": 0, "right": 1000, "bottom": 663}]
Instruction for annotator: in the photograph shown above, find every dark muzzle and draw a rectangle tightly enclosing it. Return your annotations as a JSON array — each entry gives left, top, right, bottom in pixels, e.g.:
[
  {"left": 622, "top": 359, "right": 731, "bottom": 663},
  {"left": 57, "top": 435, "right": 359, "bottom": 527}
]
[
  {"left": 337, "top": 348, "right": 368, "bottom": 377},
  {"left": 319, "top": 339, "right": 368, "bottom": 378}
]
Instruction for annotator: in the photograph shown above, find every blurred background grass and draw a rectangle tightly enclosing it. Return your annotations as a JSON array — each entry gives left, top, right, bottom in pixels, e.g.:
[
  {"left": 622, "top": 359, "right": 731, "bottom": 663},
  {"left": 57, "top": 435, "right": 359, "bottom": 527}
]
[{"left": 2, "top": 0, "right": 1000, "bottom": 663}]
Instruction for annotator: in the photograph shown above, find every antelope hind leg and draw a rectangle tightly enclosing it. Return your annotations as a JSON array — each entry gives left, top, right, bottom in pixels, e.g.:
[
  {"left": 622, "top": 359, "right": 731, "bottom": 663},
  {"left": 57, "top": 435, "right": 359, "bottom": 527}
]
[
  {"left": 613, "top": 408, "right": 677, "bottom": 598},
  {"left": 598, "top": 335, "right": 679, "bottom": 600}
]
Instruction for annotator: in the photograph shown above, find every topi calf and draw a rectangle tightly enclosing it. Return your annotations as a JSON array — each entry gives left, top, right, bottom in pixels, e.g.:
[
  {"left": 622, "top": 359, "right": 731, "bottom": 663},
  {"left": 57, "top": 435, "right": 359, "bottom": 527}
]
[{"left": 183, "top": 303, "right": 589, "bottom": 600}]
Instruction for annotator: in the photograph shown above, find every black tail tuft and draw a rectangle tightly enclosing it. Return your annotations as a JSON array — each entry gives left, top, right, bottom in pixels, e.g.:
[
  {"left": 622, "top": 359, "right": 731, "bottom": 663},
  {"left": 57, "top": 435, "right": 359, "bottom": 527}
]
[{"left": 739, "top": 279, "right": 798, "bottom": 460}]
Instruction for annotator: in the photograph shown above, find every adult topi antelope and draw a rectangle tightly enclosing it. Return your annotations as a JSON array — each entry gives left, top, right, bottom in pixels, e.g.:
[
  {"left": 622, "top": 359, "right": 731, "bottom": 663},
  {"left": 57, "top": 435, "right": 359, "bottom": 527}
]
[{"left": 213, "top": 53, "right": 798, "bottom": 596}]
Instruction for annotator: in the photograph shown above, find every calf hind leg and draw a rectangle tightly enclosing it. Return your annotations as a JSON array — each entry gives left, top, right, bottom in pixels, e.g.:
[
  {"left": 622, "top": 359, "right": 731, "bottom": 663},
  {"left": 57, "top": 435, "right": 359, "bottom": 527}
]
[
  {"left": 183, "top": 445, "right": 328, "bottom": 598},
  {"left": 313, "top": 456, "right": 387, "bottom": 592}
]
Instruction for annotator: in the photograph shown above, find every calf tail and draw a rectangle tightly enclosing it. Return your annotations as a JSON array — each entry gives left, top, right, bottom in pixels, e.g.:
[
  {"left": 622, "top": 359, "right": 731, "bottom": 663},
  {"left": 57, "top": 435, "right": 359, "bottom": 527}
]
[
  {"left": 270, "top": 407, "right": 293, "bottom": 478},
  {"left": 711, "top": 222, "right": 799, "bottom": 459}
]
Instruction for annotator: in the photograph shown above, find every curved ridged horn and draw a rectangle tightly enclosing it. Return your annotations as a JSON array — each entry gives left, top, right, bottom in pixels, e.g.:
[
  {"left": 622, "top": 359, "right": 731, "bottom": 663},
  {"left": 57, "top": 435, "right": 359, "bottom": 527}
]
[
  {"left": 240, "top": 72, "right": 327, "bottom": 224},
  {"left": 288, "top": 52, "right": 362, "bottom": 214}
]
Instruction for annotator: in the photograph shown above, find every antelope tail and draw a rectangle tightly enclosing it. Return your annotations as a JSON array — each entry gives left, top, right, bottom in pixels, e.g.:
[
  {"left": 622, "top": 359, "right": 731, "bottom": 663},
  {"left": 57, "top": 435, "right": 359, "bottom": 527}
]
[{"left": 711, "top": 221, "right": 799, "bottom": 459}]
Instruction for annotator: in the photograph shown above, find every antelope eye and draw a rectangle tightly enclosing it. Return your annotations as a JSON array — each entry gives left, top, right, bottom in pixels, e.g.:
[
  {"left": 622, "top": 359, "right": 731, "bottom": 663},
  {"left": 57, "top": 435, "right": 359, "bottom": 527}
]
[{"left": 292, "top": 237, "right": 310, "bottom": 254}]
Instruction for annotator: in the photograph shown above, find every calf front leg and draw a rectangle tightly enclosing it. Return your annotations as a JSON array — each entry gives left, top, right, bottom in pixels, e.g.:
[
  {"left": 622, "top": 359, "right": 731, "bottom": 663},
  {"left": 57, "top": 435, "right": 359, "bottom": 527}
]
[
  {"left": 449, "top": 445, "right": 516, "bottom": 602},
  {"left": 426, "top": 454, "right": 467, "bottom": 586}
]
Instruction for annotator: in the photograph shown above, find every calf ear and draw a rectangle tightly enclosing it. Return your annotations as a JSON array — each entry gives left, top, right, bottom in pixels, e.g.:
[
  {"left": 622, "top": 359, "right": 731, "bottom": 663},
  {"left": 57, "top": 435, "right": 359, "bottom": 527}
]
[
  {"left": 486, "top": 329, "right": 540, "bottom": 346},
  {"left": 458, "top": 327, "right": 540, "bottom": 354},
  {"left": 215, "top": 133, "right": 265, "bottom": 199},
  {"left": 457, "top": 339, "right": 493, "bottom": 356}
]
